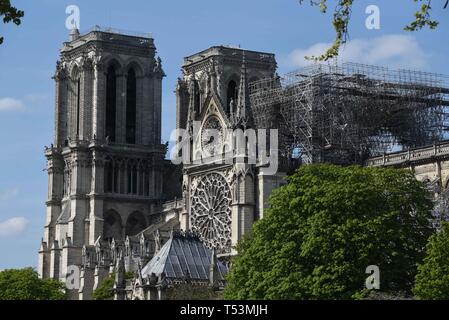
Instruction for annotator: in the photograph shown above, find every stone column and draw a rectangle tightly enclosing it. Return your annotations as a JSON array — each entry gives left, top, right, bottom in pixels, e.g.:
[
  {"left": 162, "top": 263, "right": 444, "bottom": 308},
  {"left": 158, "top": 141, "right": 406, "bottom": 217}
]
[
  {"left": 38, "top": 241, "right": 50, "bottom": 279},
  {"left": 61, "top": 238, "right": 82, "bottom": 300},
  {"left": 92, "top": 61, "right": 105, "bottom": 142},
  {"left": 53, "top": 65, "right": 68, "bottom": 146},
  {"left": 153, "top": 75, "right": 163, "bottom": 145},
  {"left": 89, "top": 149, "right": 104, "bottom": 244},
  {"left": 49, "top": 240, "right": 61, "bottom": 280},
  {"left": 79, "top": 266, "right": 95, "bottom": 300},
  {"left": 43, "top": 151, "right": 63, "bottom": 254},
  {"left": 176, "top": 79, "right": 189, "bottom": 130},
  {"left": 257, "top": 172, "right": 286, "bottom": 219},
  {"left": 67, "top": 150, "right": 89, "bottom": 248},
  {"left": 142, "top": 73, "right": 153, "bottom": 145},
  {"left": 157, "top": 286, "right": 166, "bottom": 300},
  {"left": 147, "top": 287, "right": 158, "bottom": 300},
  {"left": 231, "top": 165, "right": 255, "bottom": 254}
]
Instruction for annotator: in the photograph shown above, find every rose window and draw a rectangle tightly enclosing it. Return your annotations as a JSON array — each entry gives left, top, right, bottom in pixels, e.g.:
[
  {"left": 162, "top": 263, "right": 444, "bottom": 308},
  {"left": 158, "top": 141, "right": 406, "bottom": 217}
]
[{"left": 190, "top": 172, "right": 232, "bottom": 253}]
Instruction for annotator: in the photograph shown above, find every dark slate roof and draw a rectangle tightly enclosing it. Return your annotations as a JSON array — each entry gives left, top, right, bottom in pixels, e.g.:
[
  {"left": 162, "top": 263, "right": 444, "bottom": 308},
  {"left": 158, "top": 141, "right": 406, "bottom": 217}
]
[{"left": 141, "top": 232, "right": 228, "bottom": 282}]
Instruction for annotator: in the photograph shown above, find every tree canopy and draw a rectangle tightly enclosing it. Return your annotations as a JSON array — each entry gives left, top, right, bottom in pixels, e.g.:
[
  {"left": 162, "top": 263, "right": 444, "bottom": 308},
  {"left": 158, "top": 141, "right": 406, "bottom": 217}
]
[
  {"left": 224, "top": 164, "right": 435, "bottom": 299},
  {"left": 166, "top": 284, "right": 222, "bottom": 300},
  {"left": 0, "top": 0, "right": 24, "bottom": 45},
  {"left": 93, "top": 273, "right": 116, "bottom": 300},
  {"left": 298, "top": 0, "right": 447, "bottom": 61},
  {"left": 0, "top": 268, "right": 66, "bottom": 300},
  {"left": 413, "top": 222, "right": 449, "bottom": 299},
  {"left": 92, "top": 272, "right": 134, "bottom": 300}
]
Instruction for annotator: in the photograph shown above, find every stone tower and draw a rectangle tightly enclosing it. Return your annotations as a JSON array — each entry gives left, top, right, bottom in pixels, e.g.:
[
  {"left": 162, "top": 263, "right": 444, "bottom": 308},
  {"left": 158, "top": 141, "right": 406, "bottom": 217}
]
[
  {"left": 38, "top": 27, "right": 166, "bottom": 299},
  {"left": 175, "top": 46, "right": 283, "bottom": 258}
]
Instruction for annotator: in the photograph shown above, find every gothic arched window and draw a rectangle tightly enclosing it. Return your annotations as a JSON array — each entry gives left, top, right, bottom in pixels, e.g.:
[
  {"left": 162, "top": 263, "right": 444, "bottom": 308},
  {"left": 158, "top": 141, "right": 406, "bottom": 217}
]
[
  {"left": 70, "top": 67, "right": 81, "bottom": 138},
  {"left": 132, "top": 166, "right": 138, "bottom": 194},
  {"left": 126, "top": 68, "right": 137, "bottom": 144},
  {"left": 143, "top": 170, "right": 150, "bottom": 196},
  {"left": 104, "top": 161, "right": 114, "bottom": 193},
  {"left": 127, "top": 162, "right": 138, "bottom": 195},
  {"left": 227, "top": 80, "right": 238, "bottom": 113},
  {"left": 125, "top": 211, "right": 146, "bottom": 236},
  {"left": 103, "top": 210, "right": 123, "bottom": 242},
  {"left": 76, "top": 78, "right": 81, "bottom": 136},
  {"left": 105, "top": 65, "right": 117, "bottom": 142}
]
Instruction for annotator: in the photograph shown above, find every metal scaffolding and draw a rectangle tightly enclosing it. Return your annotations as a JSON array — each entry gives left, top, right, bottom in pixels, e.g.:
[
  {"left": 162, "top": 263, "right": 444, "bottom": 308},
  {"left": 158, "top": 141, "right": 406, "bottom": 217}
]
[{"left": 249, "top": 62, "right": 449, "bottom": 164}]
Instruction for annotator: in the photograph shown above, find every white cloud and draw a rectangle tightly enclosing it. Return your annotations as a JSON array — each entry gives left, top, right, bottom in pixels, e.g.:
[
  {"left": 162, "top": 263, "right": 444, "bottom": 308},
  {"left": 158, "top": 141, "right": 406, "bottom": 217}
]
[
  {"left": 284, "top": 34, "right": 429, "bottom": 70},
  {"left": 24, "top": 94, "right": 49, "bottom": 104},
  {"left": 0, "top": 97, "right": 25, "bottom": 112},
  {"left": 0, "top": 217, "right": 28, "bottom": 237},
  {"left": 0, "top": 187, "right": 19, "bottom": 200}
]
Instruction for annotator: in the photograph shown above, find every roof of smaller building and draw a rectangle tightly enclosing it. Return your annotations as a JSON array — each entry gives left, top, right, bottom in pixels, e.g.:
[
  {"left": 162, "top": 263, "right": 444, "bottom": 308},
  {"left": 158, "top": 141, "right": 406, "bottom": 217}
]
[{"left": 141, "top": 231, "right": 228, "bottom": 282}]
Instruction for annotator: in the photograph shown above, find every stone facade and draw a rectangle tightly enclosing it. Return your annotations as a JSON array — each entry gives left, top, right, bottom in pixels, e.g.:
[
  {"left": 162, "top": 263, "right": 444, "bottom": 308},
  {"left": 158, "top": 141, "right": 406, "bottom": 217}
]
[
  {"left": 366, "top": 141, "right": 449, "bottom": 191},
  {"left": 38, "top": 28, "right": 166, "bottom": 299},
  {"left": 175, "top": 46, "right": 287, "bottom": 256},
  {"left": 40, "top": 31, "right": 295, "bottom": 299},
  {"left": 40, "top": 28, "right": 449, "bottom": 300}
]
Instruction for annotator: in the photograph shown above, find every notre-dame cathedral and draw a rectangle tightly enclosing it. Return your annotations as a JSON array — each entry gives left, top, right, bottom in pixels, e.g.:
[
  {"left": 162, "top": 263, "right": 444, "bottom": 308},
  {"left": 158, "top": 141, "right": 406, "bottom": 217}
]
[
  {"left": 38, "top": 25, "right": 449, "bottom": 300},
  {"left": 38, "top": 27, "right": 286, "bottom": 299}
]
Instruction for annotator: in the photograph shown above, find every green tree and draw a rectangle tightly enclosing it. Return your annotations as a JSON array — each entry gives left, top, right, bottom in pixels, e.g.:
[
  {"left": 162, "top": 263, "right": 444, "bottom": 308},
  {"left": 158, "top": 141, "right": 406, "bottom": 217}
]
[
  {"left": 0, "top": 0, "right": 24, "bottom": 45},
  {"left": 0, "top": 268, "right": 66, "bottom": 300},
  {"left": 413, "top": 222, "right": 449, "bottom": 299},
  {"left": 93, "top": 272, "right": 134, "bottom": 300},
  {"left": 166, "top": 284, "right": 222, "bottom": 300},
  {"left": 93, "top": 273, "right": 116, "bottom": 300},
  {"left": 224, "top": 164, "right": 434, "bottom": 299},
  {"left": 298, "top": 0, "right": 447, "bottom": 61}
]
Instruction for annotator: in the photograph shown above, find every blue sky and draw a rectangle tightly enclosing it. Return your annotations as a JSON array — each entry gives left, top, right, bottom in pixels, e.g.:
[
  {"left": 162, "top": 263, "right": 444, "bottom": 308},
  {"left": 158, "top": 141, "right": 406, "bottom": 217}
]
[{"left": 0, "top": 0, "right": 448, "bottom": 269}]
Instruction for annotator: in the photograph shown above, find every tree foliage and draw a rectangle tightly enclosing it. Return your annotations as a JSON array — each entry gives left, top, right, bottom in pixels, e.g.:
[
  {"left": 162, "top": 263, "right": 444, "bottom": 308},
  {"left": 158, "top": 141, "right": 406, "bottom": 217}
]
[
  {"left": 166, "top": 284, "right": 222, "bottom": 300},
  {"left": 0, "top": 268, "right": 66, "bottom": 300},
  {"left": 224, "top": 164, "right": 434, "bottom": 299},
  {"left": 413, "top": 222, "right": 449, "bottom": 299},
  {"left": 298, "top": 0, "right": 446, "bottom": 61},
  {"left": 93, "top": 273, "right": 116, "bottom": 300},
  {"left": 92, "top": 271, "right": 134, "bottom": 300},
  {"left": 0, "top": 0, "right": 24, "bottom": 45}
]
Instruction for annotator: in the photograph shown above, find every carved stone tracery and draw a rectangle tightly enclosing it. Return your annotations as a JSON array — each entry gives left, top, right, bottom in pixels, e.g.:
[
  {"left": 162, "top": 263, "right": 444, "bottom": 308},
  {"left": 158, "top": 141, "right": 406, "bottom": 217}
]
[{"left": 190, "top": 172, "right": 232, "bottom": 253}]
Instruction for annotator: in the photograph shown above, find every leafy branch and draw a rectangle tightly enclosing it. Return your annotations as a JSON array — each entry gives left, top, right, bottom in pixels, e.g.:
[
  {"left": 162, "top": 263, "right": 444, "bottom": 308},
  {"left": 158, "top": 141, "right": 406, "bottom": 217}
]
[
  {"left": 298, "top": 0, "right": 445, "bottom": 61},
  {"left": 0, "top": 0, "right": 24, "bottom": 45}
]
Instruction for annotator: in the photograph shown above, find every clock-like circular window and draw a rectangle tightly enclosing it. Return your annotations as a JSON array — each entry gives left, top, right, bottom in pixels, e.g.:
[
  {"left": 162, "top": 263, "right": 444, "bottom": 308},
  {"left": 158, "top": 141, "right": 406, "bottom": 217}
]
[{"left": 201, "top": 116, "right": 223, "bottom": 156}]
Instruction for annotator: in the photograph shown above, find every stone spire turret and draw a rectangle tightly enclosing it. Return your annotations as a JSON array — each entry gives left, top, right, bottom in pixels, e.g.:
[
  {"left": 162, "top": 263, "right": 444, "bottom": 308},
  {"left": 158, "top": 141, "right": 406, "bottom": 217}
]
[
  {"left": 230, "top": 52, "right": 251, "bottom": 128},
  {"left": 236, "top": 52, "right": 249, "bottom": 117}
]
